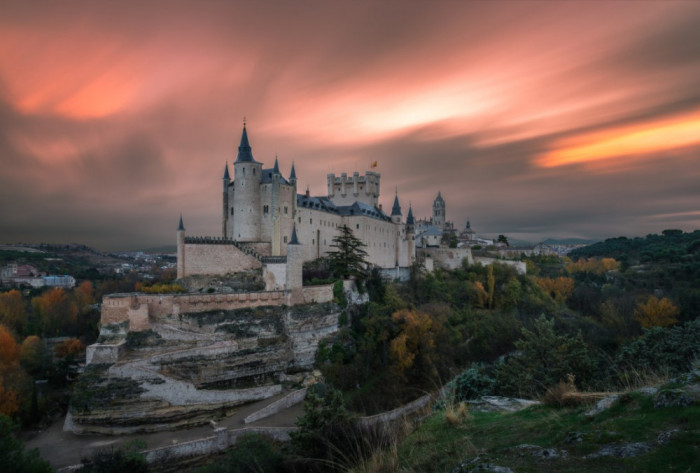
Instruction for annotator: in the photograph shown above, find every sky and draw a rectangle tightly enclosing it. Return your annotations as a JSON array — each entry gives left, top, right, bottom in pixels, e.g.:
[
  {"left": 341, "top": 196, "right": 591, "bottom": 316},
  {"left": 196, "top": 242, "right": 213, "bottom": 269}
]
[{"left": 1, "top": 0, "right": 700, "bottom": 251}]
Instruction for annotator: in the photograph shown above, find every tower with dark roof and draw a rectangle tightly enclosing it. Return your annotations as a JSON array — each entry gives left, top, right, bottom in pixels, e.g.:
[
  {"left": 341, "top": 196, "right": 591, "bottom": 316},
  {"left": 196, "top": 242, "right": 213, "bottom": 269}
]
[
  {"left": 391, "top": 191, "right": 402, "bottom": 224},
  {"left": 433, "top": 191, "right": 446, "bottom": 227},
  {"left": 222, "top": 163, "right": 230, "bottom": 238},
  {"left": 177, "top": 215, "right": 186, "bottom": 278},
  {"left": 231, "top": 125, "right": 263, "bottom": 241}
]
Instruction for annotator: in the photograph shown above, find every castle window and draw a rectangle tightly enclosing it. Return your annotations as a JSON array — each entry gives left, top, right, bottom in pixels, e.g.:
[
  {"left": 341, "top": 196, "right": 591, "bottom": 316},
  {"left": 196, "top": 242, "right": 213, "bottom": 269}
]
[
  {"left": 230, "top": 208, "right": 233, "bottom": 215},
  {"left": 312, "top": 239, "right": 315, "bottom": 244},
  {"left": 284, "top": 236, "right": 288, "bottom": 243},
  {"left": 356, "top": 224, "right": 359, "bottom": 229},
  {"left": 299, "top": 217, "right": 301, "bottom": 223},
  {"left": 263, "top": 205, "right": 269, "bottom": 215},
  {"left": 253, "top": 168, "right": 256, "bottom": 175},
  {"left": 284, "top": 206, "right": 288, "bottom": 214},
  {"left": 243, "top": 168, "right": 245, "bottom": 175},
  {"left": 310, "top": 218, "right": 312, "bottom": 224}
]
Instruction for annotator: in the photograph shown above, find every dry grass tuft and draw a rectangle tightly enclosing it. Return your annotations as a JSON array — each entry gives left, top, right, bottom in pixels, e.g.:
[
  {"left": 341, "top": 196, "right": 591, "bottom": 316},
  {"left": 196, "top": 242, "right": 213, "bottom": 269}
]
[
  {"left": 542, "top": 374, "right": 618, "bottom": 407},
  {"left": 445, "top": 401, "right": 472, "bottom": 426}
]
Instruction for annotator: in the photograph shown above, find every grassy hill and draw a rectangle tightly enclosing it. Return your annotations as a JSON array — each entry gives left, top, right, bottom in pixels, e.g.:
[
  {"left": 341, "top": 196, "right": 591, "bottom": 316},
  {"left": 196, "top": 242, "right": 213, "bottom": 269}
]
[{"left": 380, "top": 376, "right": 699, "bottom": 473}]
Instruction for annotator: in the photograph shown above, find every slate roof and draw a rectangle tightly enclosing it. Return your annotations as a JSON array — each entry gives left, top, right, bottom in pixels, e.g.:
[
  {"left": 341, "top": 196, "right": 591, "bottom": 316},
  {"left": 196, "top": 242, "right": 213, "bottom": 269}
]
[
  {"left": 235, "top": 126, "right": 260, "bottom": 163},
  {"left": 296, "top": 195, "right": 391, "bottom": 222}
]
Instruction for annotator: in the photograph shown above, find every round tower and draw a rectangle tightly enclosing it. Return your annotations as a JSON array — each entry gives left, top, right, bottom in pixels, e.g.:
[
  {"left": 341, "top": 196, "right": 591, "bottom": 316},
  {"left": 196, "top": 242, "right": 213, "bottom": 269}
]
[
  {"left": 406, "top": 205, "right": 416, "bottom": 264},
  {"left": 433, "top": 191, "right": 445, "bottom": 227},
  {"left": 231, "top": 125, "right": 263, "bottom": 241},
  {"left": 222, "top": 163, "right": 230, "bottom": 238},
  {"left": 176, "top": 215, "right": 186, "bottom": 279}
]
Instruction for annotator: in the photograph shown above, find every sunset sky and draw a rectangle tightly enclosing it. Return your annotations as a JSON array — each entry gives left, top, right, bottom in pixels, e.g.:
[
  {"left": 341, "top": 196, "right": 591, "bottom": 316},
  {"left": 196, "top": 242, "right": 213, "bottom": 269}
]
[{"left": 2, "top": 1, "right": 700, "bottom": 250}]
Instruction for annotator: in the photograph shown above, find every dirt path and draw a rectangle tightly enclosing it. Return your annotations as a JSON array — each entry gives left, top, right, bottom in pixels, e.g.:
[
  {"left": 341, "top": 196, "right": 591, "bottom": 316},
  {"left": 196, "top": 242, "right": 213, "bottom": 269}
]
[{"left": 25, "top": 391, "right": 304, "bottom": 471}]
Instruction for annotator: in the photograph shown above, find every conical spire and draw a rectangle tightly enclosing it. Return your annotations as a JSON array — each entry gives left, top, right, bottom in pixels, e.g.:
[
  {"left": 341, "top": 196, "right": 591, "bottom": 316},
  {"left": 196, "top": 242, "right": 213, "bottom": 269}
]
[
  {"left": 289, "top": 162, "right": 297, "bottom": 180},
  {"left": 289, "top": 224, "right": 300, "bottom": 245},
  {"left": 391, "top": 191, "right": 402, "bottom": 216},
  {"left": 235, "top": 125, "right": 255, "bottom": 163},
  {"left": 466, "top": 219, "right": 471, "bottom": 229},
  {"left": 273, "top": 156, "right": 280, "bottom": 174},
  {"left": 406, "top": 205, "right": 415, "bottom": 225},
  {"left": 177, "top": 214, "right": 185, "bottom": 231},
  {"left": 435, "top": 191, "right": 444, "bottom": 203},
  {"left": 223, "top": 162, "right": 230, "bottom": 180}
]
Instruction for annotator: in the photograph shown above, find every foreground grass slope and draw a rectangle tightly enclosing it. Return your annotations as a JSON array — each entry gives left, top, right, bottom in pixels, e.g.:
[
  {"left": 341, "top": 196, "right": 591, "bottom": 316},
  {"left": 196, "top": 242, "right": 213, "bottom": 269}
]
[{"left": 396, "top": 392, "right": 699, "bottom": 473}]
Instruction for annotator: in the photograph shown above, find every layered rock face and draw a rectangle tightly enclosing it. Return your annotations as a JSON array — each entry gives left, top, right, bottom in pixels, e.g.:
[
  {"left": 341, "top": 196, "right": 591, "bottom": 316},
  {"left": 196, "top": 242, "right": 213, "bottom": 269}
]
[{"left": 68, "top": 300, "right": 340, "bottom": 434}]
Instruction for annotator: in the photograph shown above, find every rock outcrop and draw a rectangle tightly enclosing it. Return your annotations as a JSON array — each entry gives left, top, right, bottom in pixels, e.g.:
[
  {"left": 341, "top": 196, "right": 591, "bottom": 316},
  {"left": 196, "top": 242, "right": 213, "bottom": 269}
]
[{"left": 68, "top": 299, "right": 341, "bottom": 434}]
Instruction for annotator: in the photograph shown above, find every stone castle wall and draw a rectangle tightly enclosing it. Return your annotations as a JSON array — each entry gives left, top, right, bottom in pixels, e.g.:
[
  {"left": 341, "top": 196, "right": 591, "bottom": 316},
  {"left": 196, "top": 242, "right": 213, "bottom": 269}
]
[
  {"left": 101, "top": 286, "right": 334, "bottom": 329},
  {"left": 422, "top": 247, "right": 473, "bottom": 270},
  {"left": 182, "top": 242, "right": 261, "bottom": 277}
]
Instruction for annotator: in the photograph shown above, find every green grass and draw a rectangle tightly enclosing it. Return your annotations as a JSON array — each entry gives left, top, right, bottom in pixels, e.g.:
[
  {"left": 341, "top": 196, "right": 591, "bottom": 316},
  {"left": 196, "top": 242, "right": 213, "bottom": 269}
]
[{"left": 395, "top": 395, "right": 700, "bottom": 473}]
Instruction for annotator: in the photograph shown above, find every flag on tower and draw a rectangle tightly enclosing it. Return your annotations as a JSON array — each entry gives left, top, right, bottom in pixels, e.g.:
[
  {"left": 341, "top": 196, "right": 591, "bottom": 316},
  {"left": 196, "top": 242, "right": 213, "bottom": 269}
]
[{"left": 371, "top": 160, "right": 378, "bottom": 168}]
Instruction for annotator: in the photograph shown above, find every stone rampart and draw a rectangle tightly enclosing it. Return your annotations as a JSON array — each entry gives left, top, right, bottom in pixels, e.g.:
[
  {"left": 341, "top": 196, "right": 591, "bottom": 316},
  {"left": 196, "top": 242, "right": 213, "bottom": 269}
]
[
  {"left": 85, "top": 340, "right": 125, "bottom": 365},
  {"left": 473, "top": 257, "right": 527, "bottom": 275},
  {"left": 183, "top": 242, "right": 261, "bottom": 277},
  {"left": 357, "top": 394, "right": 432, "bottom": 428},
  {"left": 101, "top": 291, "right": 289, "bottom": 328},
  {"left": 422, "top": 247, "right": 473, "bottom": 270}
]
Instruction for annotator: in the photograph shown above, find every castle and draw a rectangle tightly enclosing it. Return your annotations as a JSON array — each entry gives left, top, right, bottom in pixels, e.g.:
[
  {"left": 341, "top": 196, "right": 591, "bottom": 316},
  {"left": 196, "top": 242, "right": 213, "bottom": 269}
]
[{"left": 176, "top": 125, "right": 465, "bottom": 287}]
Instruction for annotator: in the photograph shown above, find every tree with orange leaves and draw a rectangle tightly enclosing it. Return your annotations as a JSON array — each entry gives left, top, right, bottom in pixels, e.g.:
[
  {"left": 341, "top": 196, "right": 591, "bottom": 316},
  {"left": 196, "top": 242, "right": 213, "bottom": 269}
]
[
  {"left": 73, "top": 281, "right": 94, "bottom": 315},
  {"left": 389, "top": 309, "right": 439, "bottom": 383},
  {"left": 534, "top": 276, "right": 575, "bottom": 303},
  {"left": 0, "top": 289, "right": 27, "bottom": 336},
  {"left": 633, "top": 295, "right": 679, "bottom": 328},
  {"left": 32, "top": 288, "right": 77, "bottom": 336},
  {"left": 0, "top": 325, "right": 22, "bottom": 416},
  {"left": 54, "top": 338, "right": 85, "bottom": 359}
]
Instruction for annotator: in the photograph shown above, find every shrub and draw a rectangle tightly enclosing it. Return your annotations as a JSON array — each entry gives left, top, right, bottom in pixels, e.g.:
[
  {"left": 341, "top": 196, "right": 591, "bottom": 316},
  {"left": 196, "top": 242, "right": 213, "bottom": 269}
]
[
  {"left": 447, "top": 363, "right": 495, "bottom": 402},
  {"left": 615, "top": 319, "right": 700, "bottom": 378},
  {"left": 196, "top": 434, "right": 282, "bottom": 473}
]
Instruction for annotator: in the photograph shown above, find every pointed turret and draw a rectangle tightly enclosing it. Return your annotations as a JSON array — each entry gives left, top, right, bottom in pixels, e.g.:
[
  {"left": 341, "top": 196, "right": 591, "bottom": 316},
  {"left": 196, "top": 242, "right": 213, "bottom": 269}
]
[
  {"left": 223, "top": 162, "right": 230, "bottom": 180},
  {"left": 406, "top": 205, "right": 415, "bottom": 225},
  {"left": 289, "top": 224, "right": 300, "bottom": 245},
  {"left": 391, "top": 195, "right": 402, "bottom": 215},
  {"left": 177, "top": 214, "right": 186, "bottom": 278},
  {"left": 289, "top": 162, "right": 297, "bottom": 181},
  {"left": 235, "top": 125, "right": 255, "bottom": 163},
  {"left": 178, "top": 214, "right": 185, "bottom": 231},
  {"left": 273, "top": 156, "right": 280, "bottom": 174}
]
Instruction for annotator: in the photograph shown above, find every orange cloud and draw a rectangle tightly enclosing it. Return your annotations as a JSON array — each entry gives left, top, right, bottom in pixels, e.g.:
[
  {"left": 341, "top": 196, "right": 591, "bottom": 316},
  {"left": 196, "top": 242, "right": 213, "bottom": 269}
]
[{"left": 537, "top": 110, "right": 700, "bottom": 168}]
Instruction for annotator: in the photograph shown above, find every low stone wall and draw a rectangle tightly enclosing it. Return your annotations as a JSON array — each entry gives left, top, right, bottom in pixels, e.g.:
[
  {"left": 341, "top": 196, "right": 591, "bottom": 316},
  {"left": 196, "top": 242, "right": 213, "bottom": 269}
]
[
  {"left": 244, "top": 388, "right": 307, "bottom": 424},
  {"left": 357, "top": 394, "right": 432, "bottom": 428},
  {"left": 142, "top": 426, "right": 296, "bottom": 467},
  {"left": 473, "top": 257, "right": 527, "bottom": 275},
  {"left": 85, "top": 340, "right": 125, "bottom": 365},
  {"left": 263, "top": 262, "right": 287, "bottom": 291}
]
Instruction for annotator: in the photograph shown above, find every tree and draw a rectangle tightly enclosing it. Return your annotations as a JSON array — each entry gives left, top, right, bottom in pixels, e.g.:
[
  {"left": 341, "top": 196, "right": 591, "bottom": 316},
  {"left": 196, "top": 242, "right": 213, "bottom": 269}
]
[
  {"left": 533, "top": 276, "right": 575, "bottom": 303},
  {"left": 327, "top": 225, "right": 369, "bottom": 281},
  {"left": 495, "top": 315, "right": 595, "bottom": 396},
  {"left": 633, "top": 295, "right": 679, "bottom": 328},
  {"left": 0, "top": 415, "right": 53, "bottom": 473},
  {"left": 20, "top": 336, "right": 44, "bottom": 376},
  {"left": 32, "top": 288, "right": 77, "bottom": 336},
  {"left": 73, "top": 281, "right": 94, "bottom": 315},
  {"left": 0, "top": 290, "right": 27, "bottom": 336},
  {"left": 486, "top": 265, "right": 495, "bottom": 309},
  {"left": 291, "top": 385, "right": 351, "bottom": 461},
  {"left": 0, "top": 326, "right": 22, "bottom": 417},
  {"left": 497, "top": 234, "right": 509, "bottom": 247}
]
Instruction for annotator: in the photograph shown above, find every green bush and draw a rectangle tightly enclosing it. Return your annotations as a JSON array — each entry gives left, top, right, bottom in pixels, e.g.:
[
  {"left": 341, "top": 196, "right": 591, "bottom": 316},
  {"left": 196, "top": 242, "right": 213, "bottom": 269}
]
[
  {"left": 445, "top": 363, "right": 495, "bottom": 403},
  {"left": 0, "top": 415, "right": 53, "bottom": 473},
  {"left": 615, "top": 319, "right": 700, "bottom": 377},
  {"left": 196, "top": 434, "right": 282, "bottom": 473}
]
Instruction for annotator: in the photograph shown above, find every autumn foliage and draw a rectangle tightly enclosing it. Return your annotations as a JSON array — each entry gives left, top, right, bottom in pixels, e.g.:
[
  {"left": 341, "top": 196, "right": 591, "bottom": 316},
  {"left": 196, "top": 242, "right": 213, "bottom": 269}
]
[
  {"left": 0, "top": 290, "right": 27, "bottom": 335},
  {"left": 566, "top": 257, "right": 620, "bottom": 274},
  {"left": 0, "top": 325, "right": 21, "bottom": 416},
  {"left": 32, "top": 288, "right": 78, "bottom": 336},
  {"left": 533, "top": 276, "right": 575, "bottom": 303},
  {"left": 54, "top": 338, "right": 86, "bottom": 359},
  {"left": 633, "top": 296, "right": 679, "bottom": 328}
]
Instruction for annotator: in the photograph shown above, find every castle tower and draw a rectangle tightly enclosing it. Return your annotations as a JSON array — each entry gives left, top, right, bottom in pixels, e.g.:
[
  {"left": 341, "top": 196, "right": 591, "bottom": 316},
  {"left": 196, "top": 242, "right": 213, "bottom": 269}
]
[
  {"left": 406, "top": 205, "right": 415, "bottom": 264},
  {"left": 433, "top": 191, "right": 445, "bottom": 227},
  {"left": 231, "top": 125, "right": 263, "bottom": 241},
  {"left": 271, "top": 156, "right": 282, "bottom": 256},
  {"left": 289, "top": 162, "right": 298, "bottom": 228},
  {"left": 177, "top": 215, "right": 186, "bottom": 279},
  {"left": 222, "top": 163, "right": 230, "bottom": 238},
  {"left": 286, "top": 225, "right": 303, "bottom": 290},
  {"left": 391, "top": 191, "right": 402, "bottom": 224}
]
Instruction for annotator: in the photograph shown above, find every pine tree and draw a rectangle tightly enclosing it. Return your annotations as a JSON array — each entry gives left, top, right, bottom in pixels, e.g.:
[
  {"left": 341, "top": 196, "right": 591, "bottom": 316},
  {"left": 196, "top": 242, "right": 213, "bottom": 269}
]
[{"left": 327, "top": 225, "right": 370, "bottom": 280}]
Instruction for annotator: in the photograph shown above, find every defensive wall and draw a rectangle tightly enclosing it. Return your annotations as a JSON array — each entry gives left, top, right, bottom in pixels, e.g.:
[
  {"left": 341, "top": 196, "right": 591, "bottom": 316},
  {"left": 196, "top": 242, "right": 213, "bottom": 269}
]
[
  {"left": 473, "top": 256, "right": 527, "bottom": 275},
  {"left": 100, "top": 286, "right": 333, "bottom": 331}
]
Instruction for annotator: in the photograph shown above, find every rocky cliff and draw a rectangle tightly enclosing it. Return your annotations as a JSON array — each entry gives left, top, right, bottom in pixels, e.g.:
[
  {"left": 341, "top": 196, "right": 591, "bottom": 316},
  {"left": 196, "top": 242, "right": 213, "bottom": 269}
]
[{"left": 68, "top": 300, "right": 341, "bottom": 434}]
